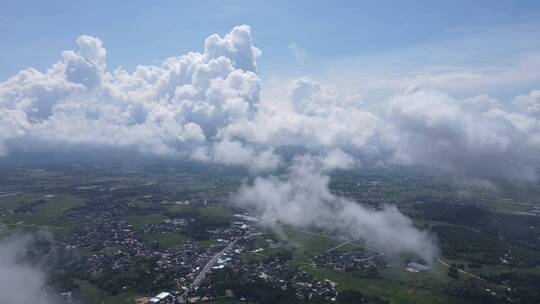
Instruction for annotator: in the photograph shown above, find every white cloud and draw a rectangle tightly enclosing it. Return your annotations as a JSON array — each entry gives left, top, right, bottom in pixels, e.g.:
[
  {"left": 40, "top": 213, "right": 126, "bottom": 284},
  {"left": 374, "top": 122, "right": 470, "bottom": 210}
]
[
  {"left": 513, "top": 90, "right": 540, "bottom": 116},
  {"left": 387, "top": 89, "right": 536, "bottom": 180},
  {"left": 222, "top": 77, "right": 381, "bottom": 152},
  {"left": 0, "top": 235, "right": 53, "bottom": 304},
  {"left": 288, "top": 41, "right": 307, "bottom": 63},
  {"left": 204, "top": 25, "right": 261, "bottom": 73},
  {"left": 462, "top": 94, "right": 501, "bottom": 111},
  {"left": 0, "top": 25, "right": 539, "bottom": 180},
  {"left": 63, "top": 35, "right": 106, "bottom": 88},
  {"left": 320, "top": 148, "right": 356, "bottom": 171},
  {"left": 233, "top": 157, "right": 438, "bottom": 263},
  {"left": 202, "top": 138, "right": 282, "bottom": 173},
  {"left": 0, "top": 25, "right": 267, "bottom": 170}
]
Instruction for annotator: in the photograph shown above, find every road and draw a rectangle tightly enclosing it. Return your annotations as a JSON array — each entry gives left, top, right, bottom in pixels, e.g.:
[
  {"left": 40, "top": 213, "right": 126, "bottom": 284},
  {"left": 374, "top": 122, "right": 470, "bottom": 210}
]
[
  {"left": 437, "top": 258, "right": 509, "bottom": 291},
  {"left": 0, "top": 192, "right": 20, "bottom": 197},
  {"left": 179, "top": 238, "right": 239, "bottom": 302},
  {"left": 480, "top": 198, "right": 537, "bottom": 206},
  {"left": 1, "top": 223, "right": 69, "bottom": 230},
  {"left": 287, "top": 227, "right": 378, "bottom": 252},
  {"left": 326, "top": 240, "right": 350, "bottom": 252}
]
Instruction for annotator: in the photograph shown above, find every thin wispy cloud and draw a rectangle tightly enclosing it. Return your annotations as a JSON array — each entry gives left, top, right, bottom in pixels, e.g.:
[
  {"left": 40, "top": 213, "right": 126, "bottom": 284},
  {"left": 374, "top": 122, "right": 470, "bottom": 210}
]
[
  {"left": 288, "top": 41, "right": 307, "bottom": 64},
  {"left": 315, "top": 21, "right": 540, "bottom": 100}
]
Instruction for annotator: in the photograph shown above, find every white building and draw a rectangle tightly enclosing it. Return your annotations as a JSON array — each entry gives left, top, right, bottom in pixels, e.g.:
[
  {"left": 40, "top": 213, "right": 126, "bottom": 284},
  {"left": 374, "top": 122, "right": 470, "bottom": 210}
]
[{"left": 148, "top": 292, "right": 173, "bottom": 304}]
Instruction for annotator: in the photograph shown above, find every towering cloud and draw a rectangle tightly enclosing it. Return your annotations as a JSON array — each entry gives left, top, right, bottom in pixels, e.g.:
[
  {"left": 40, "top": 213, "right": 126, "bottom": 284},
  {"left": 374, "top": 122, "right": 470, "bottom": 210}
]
[
  {"left": 0, "top": 25, "right": 538, "bottom": 180},
  {"left": 0, "top": 25, "right": 269, "bottom": 170}
]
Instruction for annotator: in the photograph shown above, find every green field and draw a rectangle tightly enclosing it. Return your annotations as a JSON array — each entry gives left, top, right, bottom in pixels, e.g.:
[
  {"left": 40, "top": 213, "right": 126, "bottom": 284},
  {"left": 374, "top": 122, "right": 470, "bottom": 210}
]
[
  {"left": 142, "top": 232, "right": 190, "bottom": 247},
  {"left": 196, "top": 239, "right": 219, "bottom": 247},
  {"left": 0, "top": 192, "right": 85, "bottom": 215},
  {"left": 0, "top": 193, "right": 44, "bottom": 209},
  {"left": 35, "top": 195, "right": 85, "bottom": 216},
  {"left": 104, "top": 291, "right": 141, "bottom": 304},
  {"left": 125, "top": 214, "right": 167, "bottom": 229},
  {"left": 280, "top": 228, "right": 344, "bottom": 256},
  {"left": 199, "top": 205, "right": 233, "bottom": 218},
  {"left": 0, "top": 213, "right": 83, "bottom": 230},
  {"left": 305, "top": 267, "right": 474, "bottom": 304},
  {"left": 265, "top": 226, "right": 495, "bottom": 304},
  {"left": 74, "top": 279, "right": 103, "bottom": 304},
  {"left": 0, "top": 192, "right": 85, "bottom": 235},
  {"left": 166, "top": 204, "right": 189, "bottom": 212},
  {"left": 482, "top": 200, "right": 534, "bottom": 214}
]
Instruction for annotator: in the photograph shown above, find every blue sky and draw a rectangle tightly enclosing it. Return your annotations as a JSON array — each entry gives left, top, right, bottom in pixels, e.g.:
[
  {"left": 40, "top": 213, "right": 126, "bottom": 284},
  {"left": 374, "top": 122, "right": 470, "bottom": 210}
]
[{"left": 2, "top": 0, "right": 540, "bottom": 99}]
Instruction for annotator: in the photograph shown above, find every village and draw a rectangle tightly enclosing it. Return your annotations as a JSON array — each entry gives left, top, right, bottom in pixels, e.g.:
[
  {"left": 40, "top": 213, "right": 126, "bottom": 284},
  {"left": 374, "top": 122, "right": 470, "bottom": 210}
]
[
  {"left": 1, "top": 161, "right": 525, "bottom": 304},
  {"left": 57, "top": 195, "right": 390, "bottom": 304}
]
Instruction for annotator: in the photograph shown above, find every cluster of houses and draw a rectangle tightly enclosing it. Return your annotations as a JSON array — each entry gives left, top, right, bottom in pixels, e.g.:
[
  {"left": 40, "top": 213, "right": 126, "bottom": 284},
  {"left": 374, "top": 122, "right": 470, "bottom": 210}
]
[
  {"left": 28, "top": 188, "right": 431, "bottom": 304},
  {"left": 313, "top": 249, "right": 381, "bottom": 273}
]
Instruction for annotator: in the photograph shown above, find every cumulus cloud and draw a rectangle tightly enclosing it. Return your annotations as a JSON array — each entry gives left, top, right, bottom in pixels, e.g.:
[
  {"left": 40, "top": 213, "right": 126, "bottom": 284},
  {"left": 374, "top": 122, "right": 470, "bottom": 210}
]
[
  {"left": 0, "top": 25, "right": 274, "bottom": 170},
  {"left": 319, "top": 148, "right": 356, "bottom": 171},
  {"left": 513, "top": 90, "right": 540, "bottom": 116},
  {"left": 222, "top": 77, "right": 382, "bottom": 154},
  {"left": 233, "top": 156, "right": 438, "bottom": 263},
  {"left": 387, "top": 89, "right": 536, "bottom": 180},
  {"left": 0, "top": 25, "right": 539, "bottom": 179},
  {"left": 192, "top": 138, "right": 282, "bottom": 173},
  {"left": 0, "top": 235, "right": 52, "bottom": 304}
]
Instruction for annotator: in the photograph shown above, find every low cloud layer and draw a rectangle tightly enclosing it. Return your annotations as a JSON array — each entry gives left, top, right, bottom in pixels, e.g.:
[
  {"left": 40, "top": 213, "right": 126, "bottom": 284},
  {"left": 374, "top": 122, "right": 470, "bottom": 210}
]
[
  {"left": 233, "top": 155, "right": 438, "bottom": 263},
  {"left": 387, "top": 89, "right": 537, "bottom": 180},
  {"left": 1, "top": 25, "right": 539, "bottom": 179},
  {"left": 0, "top": 234, "right": 51, "bottom": 304}
]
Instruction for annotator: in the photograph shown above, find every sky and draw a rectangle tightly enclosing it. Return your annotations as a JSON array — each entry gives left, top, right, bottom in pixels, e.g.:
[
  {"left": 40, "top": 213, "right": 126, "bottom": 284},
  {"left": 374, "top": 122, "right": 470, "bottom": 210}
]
[{"left": 2, "top": 0, "right": 540, "bottom": 100}]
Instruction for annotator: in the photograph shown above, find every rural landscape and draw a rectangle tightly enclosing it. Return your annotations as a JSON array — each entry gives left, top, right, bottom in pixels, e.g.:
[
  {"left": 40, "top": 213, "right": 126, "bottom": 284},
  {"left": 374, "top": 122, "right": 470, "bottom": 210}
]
[
  {"left": 1, "top": 156, "right": 539, "bottom": 303},
  {"left": 2, "top": 1, "right": 540, "bottom": 303}
]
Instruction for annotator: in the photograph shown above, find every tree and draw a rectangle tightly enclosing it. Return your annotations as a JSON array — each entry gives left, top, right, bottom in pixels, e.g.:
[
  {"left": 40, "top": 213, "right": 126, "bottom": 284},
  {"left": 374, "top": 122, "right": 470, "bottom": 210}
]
[
  {"left": 448, "top": 265, "right": 459, "bottom": 279},
  {"left": 367, "top": 266, "right": 378, "bottom": 278}
]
